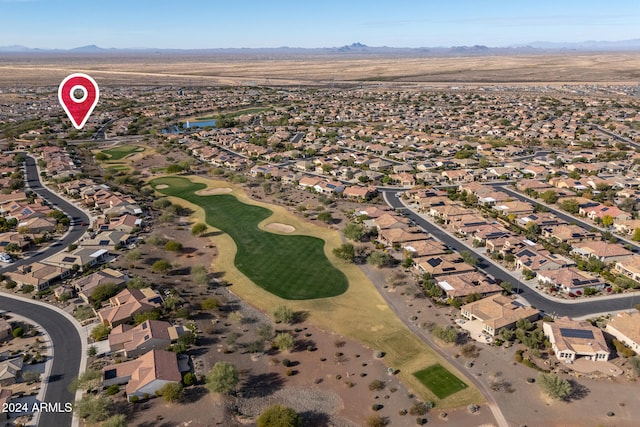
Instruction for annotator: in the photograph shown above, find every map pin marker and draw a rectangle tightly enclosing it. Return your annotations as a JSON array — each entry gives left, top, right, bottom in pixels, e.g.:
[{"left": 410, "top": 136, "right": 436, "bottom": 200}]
[{"left": 58, "top": 73, "right": 99, "bottom": 130}]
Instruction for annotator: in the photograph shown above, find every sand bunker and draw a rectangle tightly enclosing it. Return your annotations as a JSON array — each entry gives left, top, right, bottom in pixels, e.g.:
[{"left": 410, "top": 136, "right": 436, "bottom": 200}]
[
  {"left": 195, "top": 187, "right": 233, "bottom": 195},
  {"left": 265, "top": 222, "right": 295, "bottom": 233},
  {"left": 155, "top": 184, "right": 169, "bottom": 189}
]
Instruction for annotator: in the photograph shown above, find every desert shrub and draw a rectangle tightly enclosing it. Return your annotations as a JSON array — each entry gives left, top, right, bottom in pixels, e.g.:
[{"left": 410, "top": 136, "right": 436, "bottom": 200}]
[{"left": 369, "top": 379, "right": 386, "bottom": 391}]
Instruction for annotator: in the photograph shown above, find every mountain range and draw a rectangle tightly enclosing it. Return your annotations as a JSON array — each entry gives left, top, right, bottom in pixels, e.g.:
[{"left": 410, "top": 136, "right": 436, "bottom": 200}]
[{"left": 2, "top": 40, "right": 640, "bottom": 55}]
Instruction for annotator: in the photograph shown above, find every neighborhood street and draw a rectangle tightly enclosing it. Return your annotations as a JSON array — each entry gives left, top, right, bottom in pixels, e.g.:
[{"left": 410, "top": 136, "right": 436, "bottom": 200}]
[{"left": 382, "top": 190, "right": 640, "bottom": 318}]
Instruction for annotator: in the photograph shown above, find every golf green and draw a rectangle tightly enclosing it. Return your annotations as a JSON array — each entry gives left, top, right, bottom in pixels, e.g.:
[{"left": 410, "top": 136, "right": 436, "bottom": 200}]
[
  {"left": 413, "top": 364, "right": 468, "bottom": 399},
  {"left": 152, "top": 176, "right": 348, "bottom": 300}
]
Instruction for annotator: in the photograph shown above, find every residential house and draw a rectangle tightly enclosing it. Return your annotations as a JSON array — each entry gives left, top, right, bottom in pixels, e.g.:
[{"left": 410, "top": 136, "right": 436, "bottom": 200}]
[
  {"left": 82, "top": 230, "right": 134, "bottom": 250},
  {"left": 0, "top": 357, "right": 23, "bottom": 386},
  {"left": 18, "top": 216, "right": 57, "bottom": 234},
  {"left": 606, "top": 311, "right": 640, "bottom": 354},
  {"left": 97, "top": 288, "right": 163, "bottom": 327},
  {"left": 378, "top": 227, "right": 425, "bottom": 247},
  {"left": 579, "top": 204, "right": 631, "bottom": 222},
  {"left": 436, "top": 272, "right": 503, "bottom": 299},
  {"left": 417, "top": 254, "right": 476, "bottom": 277},
  {"left": 614, "top": 255, "right": 640, "bottom": 283},
  {"left": 571, "top": 241, "right": 633, "bottom": 264},
  {"left": 46, "top": 247, "right": 109, "bottom": 272},
  {"left": 108, "top": 320, "right": 185, "bottom": 358},
  {"left": 75, "top": 268, "right": 128, "bottom": 304},
  {"left": 373, "top": 213, "right": 410, "bottom": 230},
  {"left": 541, "top": 224, "right": 597, "bottom": 243},
  {"left": 343, "top": 186, "right": 377, "bottom": 200},
  {"left": 460, "top": 294, "right": 540, "bottom": 337},
  {"left": 94, "top": 214, "right": 142, "bottom": 233},
  {"left": 102, "top": 349, "right": 183, "bottom": 401},
  {"left": 5, "top": 262, "right": 70, "bottom": 291},
  {"left": 537, "top": 267, "right": 607, "bottom": 294},
  {"left": 514, "top": 246, "right": 573, "bottom": 272},
  {"left": 543, "top": 317, "right": 610, "bottom": 362}
]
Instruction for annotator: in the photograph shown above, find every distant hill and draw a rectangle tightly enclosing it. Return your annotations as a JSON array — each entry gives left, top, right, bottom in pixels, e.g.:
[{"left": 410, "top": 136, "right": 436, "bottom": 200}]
[{"left": 1, "top": 39, "right": 640, "bottom": 55}]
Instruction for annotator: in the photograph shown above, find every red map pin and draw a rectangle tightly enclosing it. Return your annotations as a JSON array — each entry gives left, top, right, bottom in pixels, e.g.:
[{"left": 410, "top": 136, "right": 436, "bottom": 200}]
[{"left": 58, "top": 73, "right": 99, "bottom": 130}]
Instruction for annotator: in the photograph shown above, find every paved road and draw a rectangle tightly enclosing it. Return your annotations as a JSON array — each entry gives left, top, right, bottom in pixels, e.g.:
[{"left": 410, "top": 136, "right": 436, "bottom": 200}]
[
  {"left": 0, "top": 154, "right": 89, "bottom": 427},
  {"left": 383, "top": 191, "right": 640, "bottom": 317},
  {"left": 0, "top": 297, "right": 81, "bottom": 427}
]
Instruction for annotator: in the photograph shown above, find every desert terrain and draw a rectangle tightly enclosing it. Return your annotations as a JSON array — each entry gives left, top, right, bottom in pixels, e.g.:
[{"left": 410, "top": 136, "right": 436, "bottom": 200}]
[{"left": 1, "top": 52, "right": 640, "bottom": 87}]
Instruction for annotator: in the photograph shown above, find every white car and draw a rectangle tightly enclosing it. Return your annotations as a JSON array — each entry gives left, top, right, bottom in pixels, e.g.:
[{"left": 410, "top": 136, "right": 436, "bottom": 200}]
[{"left": 0, "top": 253, "right": 12, "bottom": 263}]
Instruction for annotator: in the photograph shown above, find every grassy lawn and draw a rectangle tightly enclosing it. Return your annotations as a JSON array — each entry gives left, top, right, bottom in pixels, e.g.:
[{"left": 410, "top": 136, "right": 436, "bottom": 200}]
[
  {"left": 147, "top": 175, "right": 483, "bottom": 407},
  {"left": 413, "top": 364, "right": 469, "bottom": 399},
  {"left": 151, "top": 176, "right": 348, "bottom": 300},
  {"left": 101, "top": 145, "right": 144, "bottom": 160}
]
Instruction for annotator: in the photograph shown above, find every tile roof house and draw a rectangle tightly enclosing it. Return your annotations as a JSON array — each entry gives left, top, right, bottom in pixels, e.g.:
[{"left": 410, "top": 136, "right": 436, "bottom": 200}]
[
  {"left": 460, "top": 295, "right": 539, "bottom": 337},
  {"left": 417, "top": 254, "right": 475, "bottom": 277},
  {"left": 378, "top": 227, "right": 425, "bottom": 247},
  {"left": 108, "top": 320, "right": 185, "bottom": 358},
  {"left": 543, "top": 317, "right": 610, "bottom": 362},
  {"left": 571, "top": 241, "right": 633, "bottom": 264},
  {"left": 5, "top": 262, "right": 71, "bottom": 291},
  {"left": 614, "top": 255, "right": 640, "bottom": 283},
  {"left": 75, "top": 268, "right": 128, "bottom": 304},
  {"left": 102, "top": 349, "right": 182, "bottom": 401},
  {"left": 0, "top": 357, "right": 23, "bottom": 386},
  {"left": 605, "top": 311, "right": 640, "bottom": 354},
  {"left": 97, "top": 288, "right": 162, "bottom": 327},
  {"left": 537, "top": 267, "right": 607, "bottom": 294},
  {"left": 436, "top": 272, "right": 503, "bottom": 299}
]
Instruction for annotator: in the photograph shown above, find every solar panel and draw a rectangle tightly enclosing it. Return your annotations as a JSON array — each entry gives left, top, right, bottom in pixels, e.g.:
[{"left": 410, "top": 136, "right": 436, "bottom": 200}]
[
  {"left": 62, "top": 256, "right": 77, "bottom": 263},
  {"left": 559, "top": 328, "right": 594, "bottom": 339},
  {"left": 427, "top": 258, "right": 442, "bottom": 267},
  {"left": 104, "top": 369, "right": 117, "bottom": 380}
]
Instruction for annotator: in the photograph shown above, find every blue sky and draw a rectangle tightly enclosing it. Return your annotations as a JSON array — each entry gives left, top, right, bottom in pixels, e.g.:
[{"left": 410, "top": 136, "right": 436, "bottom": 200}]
[{"left": 2, "top": 0, "right": 639, "bottom": 49}]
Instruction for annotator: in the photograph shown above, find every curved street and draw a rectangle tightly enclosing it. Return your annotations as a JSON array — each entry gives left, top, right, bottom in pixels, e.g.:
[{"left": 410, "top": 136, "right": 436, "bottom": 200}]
[
  {"left": 382, "top": 190, "right": 640, "bottom": 317},
  {"left": 0, "top": 154, "right": 89, "bottom": 427}
]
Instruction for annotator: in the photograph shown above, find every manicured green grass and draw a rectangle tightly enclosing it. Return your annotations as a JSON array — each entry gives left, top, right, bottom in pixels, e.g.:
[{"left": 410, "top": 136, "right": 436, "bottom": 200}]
[
  {"left": 413, "top": 364, "right": 468, "bottom": 399},
  {"left": 101, "top": 145, "right": 144, "bottom": 160},
  {"left": 151, "top": 176, "right": 348, "bottom": 300}
]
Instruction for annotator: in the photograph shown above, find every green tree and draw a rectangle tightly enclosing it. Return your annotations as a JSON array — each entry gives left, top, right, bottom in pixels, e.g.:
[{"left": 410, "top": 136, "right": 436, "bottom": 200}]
[
  {"left": 537, "top": 373, "right": 572, "bottom": 400},
  {"left": 257, "top": 405, "right": 302, "bottom": 427},
  {"left": 601, "top": 214, "right": 614, "bottom": 228},
  {"left": 191, "top": 222, "right": 207, "bottom": 236},
  {"left": 152, "top": 259, "right": 172, "bottom": 273},
  {"left": 201, "top": 297, "right": 220, "bottom": 311},
  {"left": 333, "top": 243, "right": 355, "bottom": 262},
  {"left": 273, "top": 332, "right": 295, "bottom": 351},
  {"left": 560, "top": 199, "right": 580, "bottom": 215},
  {"left": 273, "top": 305, "right": 295, "bottom": 323},
  {"left": 205, "top": 362, "right": 239, "bottom": 394},
  {"left": 343, "top": 223, "right": 366, "bottom": 241},
  {"left": 431, "top": 324, "right": 458, "bottom": 344},
  {"left": 540, "top": 190, "right": 558, "bottom": 204},
  {"left": 367, "top": 251, "right": 390, "bottom": 268},
  {"left": 90, "top": 282, "right": 121, "bottom": 308},
  {"left": 125, "top": 248, "right": 142, "bottom": 267},
  {"left": 165, "top": 240, "right": 183, "bottom": 252},
  {"left": 317, "top": 212, "right": 333, "bottom": 224},
  {"left": 156, "top": 382, "right": 183, "bottom": 402},
  {"left": 633, "top": 228, "right": 640, "bottom": 242},
  {"left": 191, "top": 265, "right": 209, "bottom": 287},
  {"left": 91, "top": 324, "right": 110, "bottom": 341},
  {"left": 460, "top": 250, "right": 479, "bottom": 266},
  {"left": 73, "top": 395, "right": 111, "bottom": 424}
]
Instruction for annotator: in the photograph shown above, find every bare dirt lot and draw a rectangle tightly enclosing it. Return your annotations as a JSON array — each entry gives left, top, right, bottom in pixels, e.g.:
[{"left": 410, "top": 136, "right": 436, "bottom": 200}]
[{"left": 1, "top": 52, "right": 640, "bottom": 88}]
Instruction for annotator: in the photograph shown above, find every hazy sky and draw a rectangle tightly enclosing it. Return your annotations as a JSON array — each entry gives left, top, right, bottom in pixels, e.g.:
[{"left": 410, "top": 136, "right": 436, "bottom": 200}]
[{"left": 2, "top": 0, "right": 639, "bottom": 49}]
